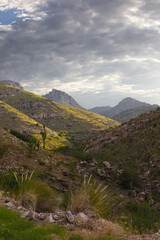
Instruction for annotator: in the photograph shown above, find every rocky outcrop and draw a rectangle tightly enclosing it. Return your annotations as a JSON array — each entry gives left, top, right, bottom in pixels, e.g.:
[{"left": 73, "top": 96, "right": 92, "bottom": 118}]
[
  {"left": 0, "top": 195, "right": 159, "bottom": 240},
  {"left": 0, "top": 80, "right": 23, "bottom": 89},
  {"left": 43, "top": 89, "right": 82, "bottom": 108}
]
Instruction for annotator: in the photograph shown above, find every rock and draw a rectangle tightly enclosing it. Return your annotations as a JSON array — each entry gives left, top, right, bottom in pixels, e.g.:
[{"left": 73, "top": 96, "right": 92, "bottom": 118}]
[
  {"left": 138, "top": 197, "right": 144, "bottom": 202},
  {"left": 47, "top": 213, "right": 55, "bottom": 223},
  {"left": 149, "top": 199, "right": 154, "bottom": 206},
  {"left": 21, "top": 211, "right": 35, "bottom": 220},
  {"left": 131, "top": 190, "right": 137, "bottom": 197},
  {"left": 38, "top": 213, "right": 47, "bottom": 220},
  {"left": 92, "top": 159, "right": 98, "bottom": 165},
  {"left": 5, "top": 202, "right": 16, "bottom": 209},
  {"left": 74, "top": 213, "right": 88, "bottom": 227},
  {"left": 97, "top": 168, "right": 106, "bottom": 178},
  {"left": 66, "top": 211, "right": 74, "bottom": 223},
  {"left": 53, "top": 214, "right": 59, "bottom": 220},
  {"left": 103, "top": 161, "right": 111, "bottom": 169},
  {"left": 80, "top": 161, "right": 88, "bottom": 166}
]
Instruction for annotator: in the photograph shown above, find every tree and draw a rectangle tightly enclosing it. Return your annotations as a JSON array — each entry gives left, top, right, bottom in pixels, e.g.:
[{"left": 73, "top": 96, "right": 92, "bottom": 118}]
[{"left": 40, "top": 124, "right": 47, "bottom": 150}]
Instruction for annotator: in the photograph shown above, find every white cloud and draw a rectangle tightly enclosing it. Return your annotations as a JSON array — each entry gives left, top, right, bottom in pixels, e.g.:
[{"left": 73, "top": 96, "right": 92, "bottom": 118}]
[
  {"left": 0, "top": 0, "right": 47, "bottom": 12},
  {"left": 0, "top": 24, "right": 12, "bottom": 31}
]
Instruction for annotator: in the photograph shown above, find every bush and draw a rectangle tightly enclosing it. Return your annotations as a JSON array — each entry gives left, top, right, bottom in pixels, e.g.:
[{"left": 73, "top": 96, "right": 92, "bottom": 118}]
[
  {"left": 125, "top": 200, "right": 160, "bottom": 233},
  {"left": 0, "top": 171, "right": 59, "bottom": 212},
  {"left": 0, "top": 171, "right": 18, "bottom": 193},
  {"left": 30, "top": 180, "right": 59, "bottom": 212},
  {"left": 119, "top": 169, "right": 141, "bottom": 190},
  {"left": 68, "top": 175, "right": 120, "bottom": 219},
  {"left": 10, "top": 130, "right": 39, "bottom": 153},
  {"left": 0, "top": 145, "right": 8, "bottom": 158}
]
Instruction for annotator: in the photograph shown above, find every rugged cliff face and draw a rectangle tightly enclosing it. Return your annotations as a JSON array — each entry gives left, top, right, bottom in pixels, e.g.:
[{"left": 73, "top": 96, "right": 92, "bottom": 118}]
[{"left": 43, "top": 89, "right": 82, "bottom": 108}]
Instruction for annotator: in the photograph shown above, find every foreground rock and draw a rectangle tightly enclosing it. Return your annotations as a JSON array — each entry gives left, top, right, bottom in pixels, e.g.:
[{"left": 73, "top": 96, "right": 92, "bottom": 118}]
[{"left": 0, "top": 194, "right": 159, "bottom": 240}]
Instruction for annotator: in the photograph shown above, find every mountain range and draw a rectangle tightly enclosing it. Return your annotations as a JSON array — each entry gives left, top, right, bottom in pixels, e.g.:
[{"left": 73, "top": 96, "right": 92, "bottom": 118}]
[
  {"left": 0, "top": 80, "right": 160, "bottom": 237},
  {"left": 0, "top": 80, "right": 118, "bottom": 143},
  {"left": 89, "top": 97, "right": 159, "bottom": 122}
]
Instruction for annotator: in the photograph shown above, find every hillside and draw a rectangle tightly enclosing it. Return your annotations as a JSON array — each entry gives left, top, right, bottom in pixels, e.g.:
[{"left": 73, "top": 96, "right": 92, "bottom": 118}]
[
  {"left": 43, "top": 88, "right": 82, "bottom": 108},
  {"left": 89, "top": 106, "right": 111, "bottom": 115},
  {"left": 0, "top": 127, "right": 79, "bottom": 192},
  {"left": 0, "top": 80, "right": 24, "bottom": 89},
  {"left": 89, "top": 97, "right": 158, "bottom": 122},
  {"left": 0, "top": 85, "right": 159, "bottom": 238},
  {"left": 0, "top": 100, "right": 68, "bottom": 150},
  {"left": 84, "top": 108, "right": 160, "bottom": 206},
  {"left": 0, "top": 84, "right": 119, "bottom": 142}
]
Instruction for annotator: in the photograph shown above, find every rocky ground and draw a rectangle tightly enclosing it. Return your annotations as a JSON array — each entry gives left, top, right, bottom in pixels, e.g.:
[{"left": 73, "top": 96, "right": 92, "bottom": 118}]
[{"left": 0, "top": 194, "right": 159, "bottom": 240}]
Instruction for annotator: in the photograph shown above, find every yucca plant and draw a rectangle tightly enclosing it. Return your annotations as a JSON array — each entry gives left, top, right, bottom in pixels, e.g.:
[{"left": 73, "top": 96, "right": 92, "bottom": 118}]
[
  {"left": 69, "top": 175, "right": 121, "bottom": 218},
  {"left": 14, "top": 171, "right": 34, "bottom": 194}
]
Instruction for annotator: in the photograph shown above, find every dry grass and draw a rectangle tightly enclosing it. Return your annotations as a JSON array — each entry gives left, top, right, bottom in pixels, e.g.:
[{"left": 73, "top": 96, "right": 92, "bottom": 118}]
[
  {"left": 72, "top": 218, "right": 124, "bottom": 240},
  {"left": 68, "top": 175, "right": 120, "bottom": 218},
  {"left": 20, "top": 191, "right": 37, "bottom": 210},
  {"left": 93, "top": 218, "right": 124, "bottom": 238},
  {"left": 68, "top": 187, "right": 91, "bottom": 213}
]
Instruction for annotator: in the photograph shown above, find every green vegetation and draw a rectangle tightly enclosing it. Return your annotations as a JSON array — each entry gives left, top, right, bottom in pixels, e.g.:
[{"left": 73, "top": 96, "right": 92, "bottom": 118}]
[
  {"left": 0, "top": 145, "right": 8, "bottom": 158},
  {"left": 68, "top": 175, "right": 120, "bottom": 219},
  {"left": 10, "top": 129, "right": 39, "bottom": 154},
  {"left": 0, "top": 85, "right": 119, "bottom": 142},
  {"left": 119, "top": 168, "right": 141, "bottom": 190},
  {"left": 0, "top": 171, "right": 60, "bottom": 212},
  {"left": 0, "top": 206, "right": 124, "bottom": 240},
  {"left": 0, "top": 206, "right": 67, "bottom": 240},
  {"left": 124, "top": 201, "right": 160, "bottom": 233},
  {"left": 40, "top": 124, "right": 47, "bottom": 149},
  {"left": 61, "top": 104, "right": 119, "bottom": 129},
  {"left": 0, "top": 100, "right": 39, "bottom": 126}
]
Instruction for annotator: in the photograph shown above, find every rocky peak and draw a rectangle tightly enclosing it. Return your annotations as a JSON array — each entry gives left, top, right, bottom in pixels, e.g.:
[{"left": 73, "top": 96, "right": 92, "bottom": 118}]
[
  {"left": 0, "top": 80, "right": 23, "bottom": 89},
  {"left": 43, "top": 89, "right": 82, "bottom": 108}
]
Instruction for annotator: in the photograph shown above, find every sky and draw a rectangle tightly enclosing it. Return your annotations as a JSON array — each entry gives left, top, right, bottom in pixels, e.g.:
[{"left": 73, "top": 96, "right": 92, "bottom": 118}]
[{"left": 0, "top": 0, "right": 160, "bottom": 108}]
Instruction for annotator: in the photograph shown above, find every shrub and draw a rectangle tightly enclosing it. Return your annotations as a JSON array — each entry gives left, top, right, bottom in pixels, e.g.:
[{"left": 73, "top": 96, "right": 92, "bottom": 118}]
[
  {"left": 119, "top": 169, "right": 141, "bottom": 190},
  {"left": 68, "top": 175, "right": 120, "bottom": 219},
  {"left": 30, "top": 180, "right": 59, "bottom": 212},
  {"left": 0, "top": 171, "right": 18, "bottom": 193},
  {"left": 0, "top": 145, "right": 8, "bottom": 158},
  {"left": 10, "top": 130, "right": 39, "bottom": 153},
  {"left": 0, "top": 171, "right": 59, "bottom": 212},
  {"left": 69, "top": 235, "right": 84, "bottom": 240},
  {"left": 125, "top": 200, "right": 160, "bottom": 233}
]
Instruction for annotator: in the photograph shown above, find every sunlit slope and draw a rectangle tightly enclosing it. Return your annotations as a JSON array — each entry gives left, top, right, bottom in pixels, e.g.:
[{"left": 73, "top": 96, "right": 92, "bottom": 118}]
[
  {"left": 0, "top": 84, "right": 119, "bottom": 135},
  {"left": 0, "top": 100, "right": 68, "bottom": 150}
]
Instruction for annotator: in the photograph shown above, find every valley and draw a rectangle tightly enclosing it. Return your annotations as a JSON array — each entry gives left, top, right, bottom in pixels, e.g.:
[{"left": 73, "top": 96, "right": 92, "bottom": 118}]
[{"left": 0, "top": 81, "right": 159, "bottom": 240}]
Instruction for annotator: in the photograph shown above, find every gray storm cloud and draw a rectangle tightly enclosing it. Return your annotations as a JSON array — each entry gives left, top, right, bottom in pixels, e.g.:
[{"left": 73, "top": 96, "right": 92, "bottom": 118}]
[{"left": 0, "top": 0, "right": 160, "bottom": 108}]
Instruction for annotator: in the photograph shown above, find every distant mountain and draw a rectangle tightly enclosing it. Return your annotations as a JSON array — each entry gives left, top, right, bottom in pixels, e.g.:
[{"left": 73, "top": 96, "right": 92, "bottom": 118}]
[
  {"left": 43, "top": 89, "right": 82, "bottom": 108},
  {"left": 89, "top": 97, "right": 158, "bottom": 122},
  {"left": 89, "top": 106, "right": 111, "bottom": 115},
  {"left": 0, "top": 80, "right": 23, "bottom": 89}
]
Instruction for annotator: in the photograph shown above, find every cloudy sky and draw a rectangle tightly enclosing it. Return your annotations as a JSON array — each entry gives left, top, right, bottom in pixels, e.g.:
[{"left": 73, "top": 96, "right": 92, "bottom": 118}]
[{"left": 0, "top": 0, "right": 160, "bottom": 108}]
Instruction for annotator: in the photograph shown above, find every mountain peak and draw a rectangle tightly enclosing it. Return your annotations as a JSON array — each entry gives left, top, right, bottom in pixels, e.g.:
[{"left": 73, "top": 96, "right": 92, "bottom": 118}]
[
  {"left": 0, "top": 80, "right": 23, "bottom": 89},
  {"left": 89, "top": 97, "right": 159, "bottom": 122},
  {"left": 43, "top": 88, "right": 82, "bottom": 108}
]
